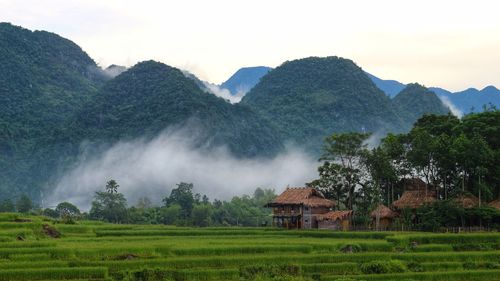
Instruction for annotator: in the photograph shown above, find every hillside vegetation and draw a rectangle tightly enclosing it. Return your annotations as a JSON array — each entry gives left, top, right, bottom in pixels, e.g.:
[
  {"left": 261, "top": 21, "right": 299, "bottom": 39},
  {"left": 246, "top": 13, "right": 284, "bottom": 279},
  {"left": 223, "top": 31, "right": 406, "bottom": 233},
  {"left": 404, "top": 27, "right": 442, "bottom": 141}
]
[{"left": 241, "top": 57, "right": 447, "bottom": 152}]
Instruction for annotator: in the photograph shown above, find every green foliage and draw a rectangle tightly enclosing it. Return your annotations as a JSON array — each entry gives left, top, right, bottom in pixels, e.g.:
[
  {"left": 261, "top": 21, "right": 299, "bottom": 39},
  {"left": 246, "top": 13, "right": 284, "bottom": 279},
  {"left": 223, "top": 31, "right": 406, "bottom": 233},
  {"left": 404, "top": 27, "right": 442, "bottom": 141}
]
[
  {"left": 360, "top": 260, "right": 407, "bottom": 274},
  {"left": 15, "top": 194, "right": 32, "bottom": 213},
  {"left": 0, "top": 200, "right": 15, "bottom": 212},
  {"left": 90, "top": 181, "right": 128, "bottom": 223},
  {"left": 393, "top": 83, "right": 450, "bottom": 126},
  {"left": 163, "top": 182, "right": 195, "bottom": 219},
  {"left": 241, "top": 56, "right": 409, "bottom": 153}
]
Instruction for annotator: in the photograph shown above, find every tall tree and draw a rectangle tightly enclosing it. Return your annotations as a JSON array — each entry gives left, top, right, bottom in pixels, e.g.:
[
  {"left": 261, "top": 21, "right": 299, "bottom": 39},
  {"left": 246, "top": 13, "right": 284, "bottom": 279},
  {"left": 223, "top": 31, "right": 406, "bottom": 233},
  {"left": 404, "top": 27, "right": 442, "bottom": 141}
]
[
  {"left": 163, "top": 182, "right": 195, "bottom": 219},
  {"left": 319, "top": 132, "right": 370, "bottom": 209},
  {"left": 90, "top": 180, "right": 128, "bottom": 223}
]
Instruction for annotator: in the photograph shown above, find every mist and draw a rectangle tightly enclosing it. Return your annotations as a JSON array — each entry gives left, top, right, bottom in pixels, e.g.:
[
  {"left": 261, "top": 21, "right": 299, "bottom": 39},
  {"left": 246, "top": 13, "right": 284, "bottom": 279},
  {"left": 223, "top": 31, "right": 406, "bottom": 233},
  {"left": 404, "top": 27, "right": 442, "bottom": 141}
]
[
  {"left": 203, "top": 82, "right": 243, "bottom": 103},
  {"left": 47, "top": 129, "right": 318, "bottom": 210},
  {"left": 439, "top": 96, "right": 464, "bottom": 118}
]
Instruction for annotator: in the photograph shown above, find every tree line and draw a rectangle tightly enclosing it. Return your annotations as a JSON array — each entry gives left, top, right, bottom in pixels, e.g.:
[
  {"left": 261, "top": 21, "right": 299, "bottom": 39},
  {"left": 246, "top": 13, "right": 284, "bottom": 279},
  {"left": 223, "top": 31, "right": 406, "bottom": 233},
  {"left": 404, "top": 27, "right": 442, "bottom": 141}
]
[
  {"left": 0, "top": 179, "right": 277, "bottom": 227},
  {"left": 309, "top": 110, "right": 500, "bottom": 230}
]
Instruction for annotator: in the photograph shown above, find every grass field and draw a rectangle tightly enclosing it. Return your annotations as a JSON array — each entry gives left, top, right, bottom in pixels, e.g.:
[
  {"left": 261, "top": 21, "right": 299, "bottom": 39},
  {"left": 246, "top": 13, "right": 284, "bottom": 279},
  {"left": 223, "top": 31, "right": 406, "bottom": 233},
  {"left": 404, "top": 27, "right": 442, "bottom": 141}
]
[{"left": 0, "top": 213, "right": 498, "bottom": 281}]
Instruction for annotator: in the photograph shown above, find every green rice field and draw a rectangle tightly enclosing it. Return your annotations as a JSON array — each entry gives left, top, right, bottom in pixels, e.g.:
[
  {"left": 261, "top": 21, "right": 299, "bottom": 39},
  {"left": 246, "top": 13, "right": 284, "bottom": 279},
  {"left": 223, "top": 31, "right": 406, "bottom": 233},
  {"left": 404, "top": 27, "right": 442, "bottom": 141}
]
[{"left": 0, "top": 213, "right": 498, "bottom": 281}]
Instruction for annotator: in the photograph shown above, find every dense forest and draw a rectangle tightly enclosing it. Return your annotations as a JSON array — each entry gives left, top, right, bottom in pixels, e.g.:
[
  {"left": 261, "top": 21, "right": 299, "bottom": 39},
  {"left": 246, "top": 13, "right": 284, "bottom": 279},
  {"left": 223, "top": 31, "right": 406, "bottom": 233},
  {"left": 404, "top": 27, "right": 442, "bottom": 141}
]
[{"left": 240, "top": 57, "right": 448, "bottom": 153}]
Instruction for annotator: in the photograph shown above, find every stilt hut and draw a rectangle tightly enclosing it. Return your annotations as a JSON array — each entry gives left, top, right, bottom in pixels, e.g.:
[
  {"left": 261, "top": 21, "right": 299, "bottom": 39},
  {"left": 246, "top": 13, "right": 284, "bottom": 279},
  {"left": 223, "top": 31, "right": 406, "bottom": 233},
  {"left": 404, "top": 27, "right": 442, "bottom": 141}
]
[
  {"left": 316, "top": 210, "right": 353, "bottom": 231},
  {"left": 370, "top": 204, "right": 397, "bottom": 230},
  {"left": 393, "top": 179, "right": 436, "bottom": 210},
  {"left": 453, "top": 193, "right": 480, "bottom": 209},
  {"left": 488, "top": 199, "right": 500, "bottom": 210},
  {"left": 266, "top": 187, "right": 335, "bottom": 229}
]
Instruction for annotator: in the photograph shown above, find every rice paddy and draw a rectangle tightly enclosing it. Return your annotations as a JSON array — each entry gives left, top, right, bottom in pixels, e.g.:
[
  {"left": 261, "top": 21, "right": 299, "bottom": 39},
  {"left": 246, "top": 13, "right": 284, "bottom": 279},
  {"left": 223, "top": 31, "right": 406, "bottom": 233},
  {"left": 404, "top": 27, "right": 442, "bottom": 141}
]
[{"left": 0, "top": 213, "right": 498, "bottom": 281}]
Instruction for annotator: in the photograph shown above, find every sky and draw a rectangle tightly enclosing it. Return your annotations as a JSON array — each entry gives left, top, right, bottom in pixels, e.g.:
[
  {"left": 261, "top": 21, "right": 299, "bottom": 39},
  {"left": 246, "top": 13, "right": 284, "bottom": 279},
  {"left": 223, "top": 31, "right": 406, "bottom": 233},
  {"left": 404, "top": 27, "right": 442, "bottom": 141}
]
[{"left": 1, "top": 0, "right": 499, "bottom": 91}]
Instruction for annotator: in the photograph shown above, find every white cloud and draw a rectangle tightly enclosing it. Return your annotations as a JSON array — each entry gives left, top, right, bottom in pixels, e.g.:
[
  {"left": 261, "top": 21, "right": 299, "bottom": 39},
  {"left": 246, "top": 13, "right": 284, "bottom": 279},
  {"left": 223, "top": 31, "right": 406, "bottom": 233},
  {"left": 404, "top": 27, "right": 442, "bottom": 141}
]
[
  {"left": 203, "top": 82, "right": 243, "bottom": 103},
  {"left": 47, "top": 129, "right": 318, "bottom": 209},
  {"left": 439, "top": 96, "right": 464, "bottom": 118}
]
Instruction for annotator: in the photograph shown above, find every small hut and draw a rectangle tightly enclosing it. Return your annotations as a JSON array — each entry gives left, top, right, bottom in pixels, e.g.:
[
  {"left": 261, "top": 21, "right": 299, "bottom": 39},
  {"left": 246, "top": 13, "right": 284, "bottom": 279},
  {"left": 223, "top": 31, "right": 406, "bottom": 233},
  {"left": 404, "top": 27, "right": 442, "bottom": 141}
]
[
  {"left": 266, "top": 187, "right": 335, "bottom": 229},
  {"left": 453, "top": 194, "right": 480, "bottom": 209},
  {"left": 393, "top": 178, "right": 436, "bottom": 210},
  {"left": 316, "top": 210, "right": 353, "bottom": 231},
  {"left": 370, "top": 204, "right": 397, "bottom": 229},
  {"left": 488, "top": 199, "right": 500, "bottom": 210}
]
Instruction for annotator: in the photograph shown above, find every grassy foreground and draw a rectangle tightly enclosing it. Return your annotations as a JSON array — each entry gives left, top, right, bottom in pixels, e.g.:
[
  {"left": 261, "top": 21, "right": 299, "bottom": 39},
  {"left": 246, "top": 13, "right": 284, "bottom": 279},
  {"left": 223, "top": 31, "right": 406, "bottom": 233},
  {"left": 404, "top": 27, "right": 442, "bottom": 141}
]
[{"left": 0, "top": 213, "right": 498, "bottom": 281}]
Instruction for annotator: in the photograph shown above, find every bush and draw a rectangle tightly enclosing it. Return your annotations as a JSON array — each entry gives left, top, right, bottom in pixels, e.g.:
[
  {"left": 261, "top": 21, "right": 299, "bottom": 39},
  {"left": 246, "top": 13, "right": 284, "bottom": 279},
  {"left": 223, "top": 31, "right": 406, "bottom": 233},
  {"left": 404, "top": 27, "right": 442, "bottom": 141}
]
[{"left": 360, "top": 260, "right": 406, "bottom": 274}]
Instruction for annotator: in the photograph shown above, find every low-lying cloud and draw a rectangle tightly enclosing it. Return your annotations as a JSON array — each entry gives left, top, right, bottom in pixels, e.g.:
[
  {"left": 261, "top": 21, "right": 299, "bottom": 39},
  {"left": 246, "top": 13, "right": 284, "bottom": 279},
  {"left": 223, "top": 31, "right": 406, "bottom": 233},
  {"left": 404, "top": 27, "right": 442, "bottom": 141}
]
[
  {"left": 203, "top": 82, "right": 243, "bottom": 103},
  {"left": 48, "top": 129, "right": 318, "bottom": 210},
  {"left": 439, "top": 96, "right": 463, "bottom": 118}
]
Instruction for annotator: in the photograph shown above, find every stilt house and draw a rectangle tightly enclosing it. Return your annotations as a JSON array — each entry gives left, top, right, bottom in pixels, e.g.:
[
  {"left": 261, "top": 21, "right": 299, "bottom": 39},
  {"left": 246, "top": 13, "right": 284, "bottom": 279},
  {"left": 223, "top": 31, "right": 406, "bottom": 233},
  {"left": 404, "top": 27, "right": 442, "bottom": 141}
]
[{"left": 266, "top": 187, "right": 335, "bottom": 229}]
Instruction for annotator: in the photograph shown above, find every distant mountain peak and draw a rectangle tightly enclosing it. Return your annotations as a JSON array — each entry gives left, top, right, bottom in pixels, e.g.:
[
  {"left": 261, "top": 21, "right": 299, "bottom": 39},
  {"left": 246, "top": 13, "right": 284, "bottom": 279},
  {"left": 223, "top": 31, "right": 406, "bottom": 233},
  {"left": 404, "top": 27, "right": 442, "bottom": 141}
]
[
  {"left": 482, "top": 85, "right": 499, "bottom": 92},
  {"left": 104, "top": 64, "right": 127, "bottom": 78},
  {"left": 220, "top": 66, "right": 272, "bottom": 96}
]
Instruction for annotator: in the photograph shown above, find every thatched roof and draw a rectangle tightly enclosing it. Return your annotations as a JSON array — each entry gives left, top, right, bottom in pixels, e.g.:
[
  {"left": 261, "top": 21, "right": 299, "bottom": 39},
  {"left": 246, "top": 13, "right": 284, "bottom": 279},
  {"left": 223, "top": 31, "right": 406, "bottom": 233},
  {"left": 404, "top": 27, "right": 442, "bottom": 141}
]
[
  {"left": 370, "top": 204, "right": 397, "bottom": 219},
  {"left": 317, "top": 210, "right": 353, "bottom": 221},
  {"left": 266, "top": 187, "right": 335, "bottom": 208},
  {"left": 453, "top": 194, "right": 479, "bottom": 209},
  {"left": 400, "top": 178, "right": 427, "bottom": 191},
  {"left": 488, "top": 199, "right": 500, "bottom": 210},
  {"left": 393, "top": 189, "right": 436, "bottom": 209}
]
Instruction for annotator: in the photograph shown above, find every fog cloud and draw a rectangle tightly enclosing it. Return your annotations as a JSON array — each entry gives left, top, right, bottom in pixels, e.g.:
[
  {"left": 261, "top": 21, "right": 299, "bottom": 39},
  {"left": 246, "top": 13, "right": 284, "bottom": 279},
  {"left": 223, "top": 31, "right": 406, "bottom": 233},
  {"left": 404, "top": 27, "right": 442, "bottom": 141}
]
[
  {"left": 48, "top": 129, "right": 318, "bottom": 210},
  {"left": 439, "top": 96, "right": 464, "bottom": 118},
  {"left": 203, "top": 82, "right": 243, "bottom": 103}
]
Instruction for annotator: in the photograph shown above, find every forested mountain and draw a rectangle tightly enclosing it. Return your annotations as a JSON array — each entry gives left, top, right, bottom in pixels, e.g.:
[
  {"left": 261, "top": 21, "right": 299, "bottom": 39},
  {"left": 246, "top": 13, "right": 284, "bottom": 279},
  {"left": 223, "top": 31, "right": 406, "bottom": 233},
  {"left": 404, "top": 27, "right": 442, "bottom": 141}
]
[
  {"left": 240, "top": 57, "right": 409, "bottom": 151},
  {"left": 220, "top": 66, "right": 272, "bottom": 96},
  {"left": 66, "top": 61, "right": 283, "bottom": 157},
  {"left": 0, "top": 23, "right": 106, "bottom": 200},
  {"left": 393, "top": 83, "right": 450, "bottom": 125},
  {"left": 0, "top": 23, "right": 282, "bottom": 202}
]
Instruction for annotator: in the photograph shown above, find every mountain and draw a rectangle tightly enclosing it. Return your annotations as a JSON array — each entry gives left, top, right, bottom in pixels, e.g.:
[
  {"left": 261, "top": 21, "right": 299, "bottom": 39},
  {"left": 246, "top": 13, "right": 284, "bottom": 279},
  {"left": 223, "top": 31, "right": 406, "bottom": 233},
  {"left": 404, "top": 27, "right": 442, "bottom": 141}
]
[
  {"left": 430, "top": 86, "right": 500, "bottom": 115},
  {"left": 366, "top": 72, "right": 500, "bottom": 115},
  {"left": 66, "top": 61, "right": 283, "bottom": 156},
  {"left": 0, "top": 24, "right": 282, "bottom": 202},
  {"left": 0, "top": 23, "right": 106, "bottom": 200},
  {"left": 103, "top": 64, "right": 127, "bottom": 78},
  {"left": 393, "top": 83, "right": 450, "bottom": 125},
  {"left": 240, "top": 56, "right": 407, "bottom": 152},
  {"left": 365, "top": 72, "right": 406, "bottom": 98},
  {"left": 220, "top": 66, "right": 272, "bottom": 96}
]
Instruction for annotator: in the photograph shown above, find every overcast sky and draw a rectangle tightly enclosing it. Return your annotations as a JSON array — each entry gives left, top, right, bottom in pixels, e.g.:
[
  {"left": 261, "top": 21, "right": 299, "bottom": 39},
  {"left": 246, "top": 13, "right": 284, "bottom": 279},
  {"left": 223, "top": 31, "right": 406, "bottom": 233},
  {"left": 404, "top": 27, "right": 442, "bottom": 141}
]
[{"left": 1, "top": 0, "right": 499, "bottom": 91}]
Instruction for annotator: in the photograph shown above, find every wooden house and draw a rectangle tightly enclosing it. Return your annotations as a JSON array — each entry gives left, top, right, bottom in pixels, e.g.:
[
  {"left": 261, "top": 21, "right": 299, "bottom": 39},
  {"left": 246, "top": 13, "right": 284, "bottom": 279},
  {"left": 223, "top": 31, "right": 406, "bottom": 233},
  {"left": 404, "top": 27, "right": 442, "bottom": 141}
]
[
  {"left": 393, "top": 179, "right": 436, "bottom": 210},
  {"left": 317, "top": 210, "right": 353, "bottom": 231},
  {"left": 266, "top": 187, "right": 335, "bottom": 229},
  {"left": 370, "top": 204, "right": 397, "bottom": 229}
]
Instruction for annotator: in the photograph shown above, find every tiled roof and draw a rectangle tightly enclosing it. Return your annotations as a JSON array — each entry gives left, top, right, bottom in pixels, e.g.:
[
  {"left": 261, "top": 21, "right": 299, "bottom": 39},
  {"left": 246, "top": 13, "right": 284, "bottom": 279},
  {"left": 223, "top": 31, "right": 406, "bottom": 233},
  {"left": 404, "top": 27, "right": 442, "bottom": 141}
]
[
  {"left": 267, "top": 187, "right": 335, "bottom": 208},
  {"left": 317, "top": 210, "right": 353, "bottom": 221}
]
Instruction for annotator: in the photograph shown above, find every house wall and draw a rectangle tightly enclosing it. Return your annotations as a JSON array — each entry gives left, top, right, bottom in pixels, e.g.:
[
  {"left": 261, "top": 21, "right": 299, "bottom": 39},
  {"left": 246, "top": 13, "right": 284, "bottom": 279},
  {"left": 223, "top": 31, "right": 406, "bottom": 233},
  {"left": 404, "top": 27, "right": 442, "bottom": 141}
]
[
  {"left": 318, "top": 219, "right": 351, "bottom": 231},
  {"left": 272, "top": 205, "right": 331, "bottom": 229},
  {"left": 272, "top": 204, "right": 303, "bottom": 229}
]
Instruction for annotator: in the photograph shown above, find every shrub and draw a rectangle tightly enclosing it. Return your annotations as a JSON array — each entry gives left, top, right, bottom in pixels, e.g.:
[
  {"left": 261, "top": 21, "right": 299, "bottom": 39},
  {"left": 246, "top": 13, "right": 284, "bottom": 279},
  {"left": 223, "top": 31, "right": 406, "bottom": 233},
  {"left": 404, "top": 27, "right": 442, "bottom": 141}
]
[{"left": 360, "top": 260, "right": 406, "bottom": 274}]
